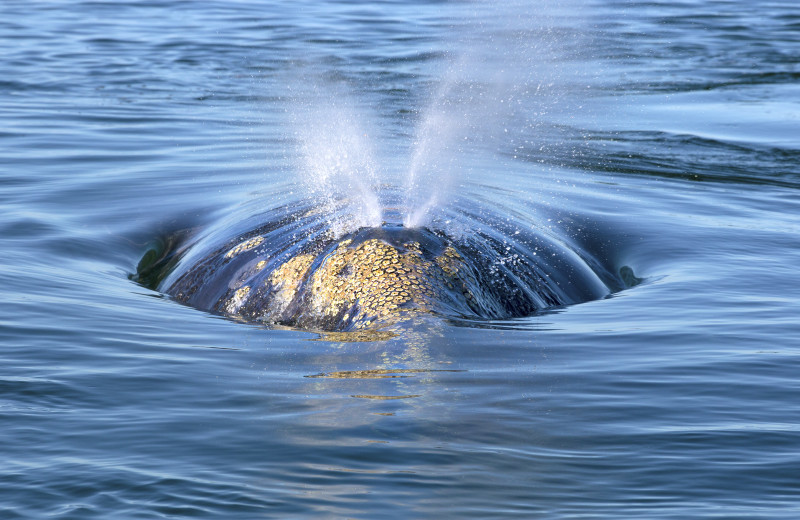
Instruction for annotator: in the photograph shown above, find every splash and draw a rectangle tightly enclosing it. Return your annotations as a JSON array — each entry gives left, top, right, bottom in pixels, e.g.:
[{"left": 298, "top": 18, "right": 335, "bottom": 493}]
[
  {"left": 287, "top": 0, "right": 593, "bottom": 233},
  {"left": 402, "top": 61, "right": 463, "bottom": 228},
  {"left": 290, "top": 79, "right": 383, "bottom": 237},
  {"left": 404, "top": 0, "right": 591, "bottom": 227}
]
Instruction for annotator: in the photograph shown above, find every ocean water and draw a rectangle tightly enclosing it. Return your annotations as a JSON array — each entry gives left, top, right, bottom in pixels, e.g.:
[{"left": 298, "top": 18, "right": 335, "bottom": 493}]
[{"left": 2, "top": 0, "right": 800, "bottom": 518}]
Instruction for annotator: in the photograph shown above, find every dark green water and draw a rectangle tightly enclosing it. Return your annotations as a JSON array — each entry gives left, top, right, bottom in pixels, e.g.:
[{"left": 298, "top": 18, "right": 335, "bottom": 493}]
[{"left": 2, "top": 0, "right": 799, "bottom": 518}]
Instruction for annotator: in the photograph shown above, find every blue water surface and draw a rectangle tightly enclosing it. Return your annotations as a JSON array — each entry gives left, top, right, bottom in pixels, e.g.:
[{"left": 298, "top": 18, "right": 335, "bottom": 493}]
[{"left": 2, "top": 0, "right": 800, "bottom": 518}]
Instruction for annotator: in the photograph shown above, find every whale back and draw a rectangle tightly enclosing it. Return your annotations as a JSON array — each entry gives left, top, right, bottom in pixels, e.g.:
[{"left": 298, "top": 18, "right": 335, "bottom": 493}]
[{"left": 138, "top": 206, "right": 619, "bottom": 332}]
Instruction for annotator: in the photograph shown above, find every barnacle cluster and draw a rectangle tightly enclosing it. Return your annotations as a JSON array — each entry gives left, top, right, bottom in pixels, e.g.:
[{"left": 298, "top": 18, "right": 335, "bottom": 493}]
[{"left": 222, "top": 234, "right": 478, "bottom": 330}]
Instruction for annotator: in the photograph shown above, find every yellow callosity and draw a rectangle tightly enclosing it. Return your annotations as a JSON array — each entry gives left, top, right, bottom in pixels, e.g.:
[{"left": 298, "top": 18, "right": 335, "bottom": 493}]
[
  {"left": 225, "top": 285, "right": 251, "bottom": 314},
  {"left": 252, "top": 238, "right": 471, "bottom": 329},
  {"left": 266, "top": 253, "right": 315, "bottom": 315},
  {"left": 216, "top": 232, "right": 481, "bottom": 330},
  {"left": 225, "top": 236, "right": 264, "bottom": 259}
]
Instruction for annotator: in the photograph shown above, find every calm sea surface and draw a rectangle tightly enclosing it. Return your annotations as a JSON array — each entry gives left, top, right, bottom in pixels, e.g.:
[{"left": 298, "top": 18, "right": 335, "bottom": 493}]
[{"left": 2, "top": 0, "right": 800, "bottom": 518}]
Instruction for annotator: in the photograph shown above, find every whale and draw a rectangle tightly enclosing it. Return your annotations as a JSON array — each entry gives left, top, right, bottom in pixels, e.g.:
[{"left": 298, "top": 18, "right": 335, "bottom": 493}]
[{"left": 136, "top": 204, "right": 621, "bottom": 332}]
